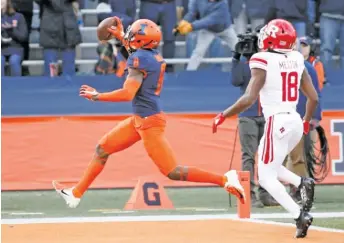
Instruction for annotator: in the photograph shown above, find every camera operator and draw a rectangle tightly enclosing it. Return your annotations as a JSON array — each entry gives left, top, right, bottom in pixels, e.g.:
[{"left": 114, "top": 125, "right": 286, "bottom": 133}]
[
  {"left": 284, "top": 42, "right": 323, "bottom": 203},
  {"left": 231, "top": 30, "right": 278, "bottom": 207}
]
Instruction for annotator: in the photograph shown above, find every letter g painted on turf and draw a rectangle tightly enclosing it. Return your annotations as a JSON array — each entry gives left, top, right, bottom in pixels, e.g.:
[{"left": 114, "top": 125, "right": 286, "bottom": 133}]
[{"left": 143, "top": 182, "right": 161, "bottom": 206}]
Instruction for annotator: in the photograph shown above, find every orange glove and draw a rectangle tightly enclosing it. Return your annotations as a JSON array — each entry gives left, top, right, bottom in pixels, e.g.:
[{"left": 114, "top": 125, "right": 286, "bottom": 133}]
[
  {"left": 107, "top": 16, "right": 124, "bottom": 42},
  {"left": 212, "top": 113, "right": 226, "bottom": 133},
  {"left": 303, "top": 120, "right": 310, "bottom": 135},
  {"left": 177, "top": 20, "right": 193, "bottom": 35},
  {"left": 79, "top": 85, "right": 99, "bottom": 101}
]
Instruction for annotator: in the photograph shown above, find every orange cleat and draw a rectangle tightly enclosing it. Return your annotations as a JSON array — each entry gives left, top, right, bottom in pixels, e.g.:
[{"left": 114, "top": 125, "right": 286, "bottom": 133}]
[{"left": 224, "top": 170, "right": 246, "bottom": 204}]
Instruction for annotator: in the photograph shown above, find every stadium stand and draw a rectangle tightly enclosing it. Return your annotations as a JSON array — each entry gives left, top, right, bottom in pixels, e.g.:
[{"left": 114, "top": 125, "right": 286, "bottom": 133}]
[{"left": 17, "top": 1, "right": 343, "bottom": 76}]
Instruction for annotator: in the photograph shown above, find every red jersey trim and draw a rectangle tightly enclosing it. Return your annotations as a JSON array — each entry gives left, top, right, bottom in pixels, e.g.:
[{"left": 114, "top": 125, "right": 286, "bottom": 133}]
[{"left": 250, "top": 58, "right": 267, "bottom": 65}]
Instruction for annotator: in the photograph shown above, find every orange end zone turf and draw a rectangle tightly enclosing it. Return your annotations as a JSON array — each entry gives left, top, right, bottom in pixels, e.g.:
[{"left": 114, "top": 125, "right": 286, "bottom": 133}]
[{"left": 2, "top": 219, "right": 343, "bottom": 243}]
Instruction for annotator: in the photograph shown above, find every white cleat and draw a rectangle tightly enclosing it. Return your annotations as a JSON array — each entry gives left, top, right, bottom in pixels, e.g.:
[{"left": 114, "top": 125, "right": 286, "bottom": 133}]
[
  {"left": 52, "top": 180, "right": 81, "bottom": 208},
  {"left": 224, "top": 170, "right": 246, "bottom": 204}
]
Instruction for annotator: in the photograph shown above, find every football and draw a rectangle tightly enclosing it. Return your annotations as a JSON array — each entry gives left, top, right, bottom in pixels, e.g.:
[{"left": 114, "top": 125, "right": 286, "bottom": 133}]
[{"left": 97, "top": 17, "right": 116, "bottom": 41}]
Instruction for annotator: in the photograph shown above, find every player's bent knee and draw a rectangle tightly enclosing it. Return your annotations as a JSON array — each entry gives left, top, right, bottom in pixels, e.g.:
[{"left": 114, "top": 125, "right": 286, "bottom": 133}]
[
  {"left": 95, "top": 144, "right": 109, "bottom": 164},
  {"left": 157, "top": 165, "right": 175, "bottom": 178},
  {"left": 167, "top": 167, "right": 179, "bottom": 180},
  {"left": 167, "top": 166, "right": 187, "bottom": 181},
  {"left": 155, "top": 163, "right": 178, "bottom": 179},
  {"left": 95, "top": 144, "right": 109, "bottom": 157}
]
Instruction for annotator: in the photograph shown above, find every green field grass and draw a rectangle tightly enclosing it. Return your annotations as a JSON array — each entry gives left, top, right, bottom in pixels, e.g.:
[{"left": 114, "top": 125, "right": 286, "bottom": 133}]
[{"left": 2, "top": 185, "right": 344, "bottom": 229}]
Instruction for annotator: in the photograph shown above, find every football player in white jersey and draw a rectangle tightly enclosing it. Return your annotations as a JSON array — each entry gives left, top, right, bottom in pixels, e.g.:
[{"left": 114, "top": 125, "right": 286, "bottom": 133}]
[{"left": 212, "top": 19, "right": 319, "bottom": 238}]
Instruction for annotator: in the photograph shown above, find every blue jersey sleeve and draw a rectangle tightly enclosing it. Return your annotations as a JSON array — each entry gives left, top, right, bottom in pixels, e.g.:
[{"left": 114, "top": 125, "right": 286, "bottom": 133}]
[
  {"left": 126, "top": 51, "right": 151, "bottom": 76},
  {"left": 127, "top": 52, "right": 149, "bottom": 72}
]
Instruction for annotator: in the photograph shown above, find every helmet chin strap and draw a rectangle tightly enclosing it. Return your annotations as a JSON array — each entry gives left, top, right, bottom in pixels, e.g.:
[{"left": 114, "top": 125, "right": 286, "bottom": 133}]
[{"left": 142, "top": 40, "right": 153, "bottom": 49}]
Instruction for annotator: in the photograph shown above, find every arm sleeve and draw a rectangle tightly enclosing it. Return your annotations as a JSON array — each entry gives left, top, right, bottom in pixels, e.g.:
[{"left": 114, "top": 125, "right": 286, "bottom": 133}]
[
  {"left": 249, "top": 53, "right": 268, "bottom": 71},
  {"left": 127, "top": 53, "right": 149, "bottom": 77},
  {"left": 183, "top": 0, "right": 197, "bottom": 22}
]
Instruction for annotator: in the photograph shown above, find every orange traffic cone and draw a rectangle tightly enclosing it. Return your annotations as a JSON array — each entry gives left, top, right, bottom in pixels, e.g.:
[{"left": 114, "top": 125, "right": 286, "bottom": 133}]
[{"left": 124, "top": 179, "right": 174, "bottom": 210}]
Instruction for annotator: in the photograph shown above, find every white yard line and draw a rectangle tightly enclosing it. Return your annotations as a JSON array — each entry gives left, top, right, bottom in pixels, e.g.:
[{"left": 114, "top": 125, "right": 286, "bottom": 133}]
[
  {"left": 10, "top": 212, "right": 44, "bottom": 216},
  {"left": 2, "top": 212, "right": 344, "bottom": 233},
  {"left": 101, "top": 211, "right": 135, "bottom": 214}
]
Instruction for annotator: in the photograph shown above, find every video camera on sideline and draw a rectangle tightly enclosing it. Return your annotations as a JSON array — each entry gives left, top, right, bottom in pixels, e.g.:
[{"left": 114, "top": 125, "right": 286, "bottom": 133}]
[{"left": 235, "top": 32, "right": 259, "bottom": 56}]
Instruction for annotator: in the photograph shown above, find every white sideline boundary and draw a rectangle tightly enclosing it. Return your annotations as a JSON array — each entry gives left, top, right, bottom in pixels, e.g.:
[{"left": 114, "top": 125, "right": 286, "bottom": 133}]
[{"left": 2, "top": 213, "right": 344, "bottom": 233}]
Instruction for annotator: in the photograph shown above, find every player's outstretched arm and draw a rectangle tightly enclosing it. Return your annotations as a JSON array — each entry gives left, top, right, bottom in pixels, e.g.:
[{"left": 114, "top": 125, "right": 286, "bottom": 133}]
[
  {"left": 300, "top": 68, "right": 319, "bottom": 123},
  {"left": 79, "top": 68, "right": 143, "bottom": 102},
  {"left": 212, "top": 68, "right": 266, "bottom": 133}
]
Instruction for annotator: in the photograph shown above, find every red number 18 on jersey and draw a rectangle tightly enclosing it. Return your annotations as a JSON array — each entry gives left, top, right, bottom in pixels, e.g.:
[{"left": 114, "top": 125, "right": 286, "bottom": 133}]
[{"left": 281, "top": 71, "right": 298, "bottom": 102}]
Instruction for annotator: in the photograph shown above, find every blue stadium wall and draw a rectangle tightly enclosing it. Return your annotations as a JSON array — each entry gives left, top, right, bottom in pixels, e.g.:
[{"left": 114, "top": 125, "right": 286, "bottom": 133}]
[{"left": 2, "top": 70, "right": 344, "bottom": 116}]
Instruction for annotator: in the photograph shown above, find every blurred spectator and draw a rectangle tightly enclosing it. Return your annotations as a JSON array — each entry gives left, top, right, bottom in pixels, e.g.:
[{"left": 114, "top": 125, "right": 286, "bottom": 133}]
[
  {"left": 286, "top": 61, "right": 322, "bottom": 202},
  {"left": 98, "top": 0, "right": 136, "bottom": 29},
  {"left": 319, "top": 0, "right": 344, "bottom": 77},
  {"left": 231, "top": 0, "right": 269, "bottom": 35},
  {"left": 265, "top": 0, "right": 308, "bottom": 37},
  {"left": 72, "top": 1, "right": 84, "bottom": 26},
  {"left": 35, "top": 0, "right": 82, "bottom": 76},
  {"left": 177, "top": 0, "right": 237, "bottom": 71},
  {"left": 1, "top": 0, "right": 28, "bottom": 76},
  {"left": 78, "top": 0, "right": 85, "bottom": 9},
  {"left": 307, "top": 0, "right": 316, "bottom": 36},
  {"left": 300, "top": 37, "right": 325, "bottom": 90},
  {"left": 79, "top": 0, "right": 107, "bottom": 9},
  {"left": 140, "top": 0, "right": 177, "bottom": 72},
  {"left": 186, "top": 32, "right": 223, "bottom": 70},
  {"left": 94, "top": 39, "right": 126, "bottom": 77},
  {"left": 179, "top": 0, "right": 224, "bottom": 70},
  {"left": 78, "top": 0, "right": 89, "bottom": 9},
  {"left": 11, "top": 0, "right": 33, "bottom": 76},
  {"left": 176, "top": 0, "right": 187, "bottom": 22}
]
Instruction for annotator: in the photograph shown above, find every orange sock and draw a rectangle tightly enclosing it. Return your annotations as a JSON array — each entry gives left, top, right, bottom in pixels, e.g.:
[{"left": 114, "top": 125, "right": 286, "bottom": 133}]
[
  {"left": 72, "top": 159, "right": 104, "bottom": 198},
  {"left": 186, "top": 167, "right": 227, "bottom": 187}
]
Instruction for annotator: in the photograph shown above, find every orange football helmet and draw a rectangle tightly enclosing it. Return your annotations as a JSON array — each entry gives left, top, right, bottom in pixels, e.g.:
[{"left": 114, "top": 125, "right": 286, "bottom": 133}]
[{"left": 123, "top": 19, "right": 162, "bottom": 52}]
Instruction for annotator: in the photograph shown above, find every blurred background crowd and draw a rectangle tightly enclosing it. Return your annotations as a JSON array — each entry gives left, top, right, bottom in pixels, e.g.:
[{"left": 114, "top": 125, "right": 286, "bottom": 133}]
[{"left": 1, "top": 0, "right": 343, "bottom": 85}]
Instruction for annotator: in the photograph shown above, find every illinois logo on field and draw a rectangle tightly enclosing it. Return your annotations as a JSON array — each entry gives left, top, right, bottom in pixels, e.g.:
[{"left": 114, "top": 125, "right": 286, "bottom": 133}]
[{"left": 331, "top": 119, "right": 344, "bottom": 175}]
